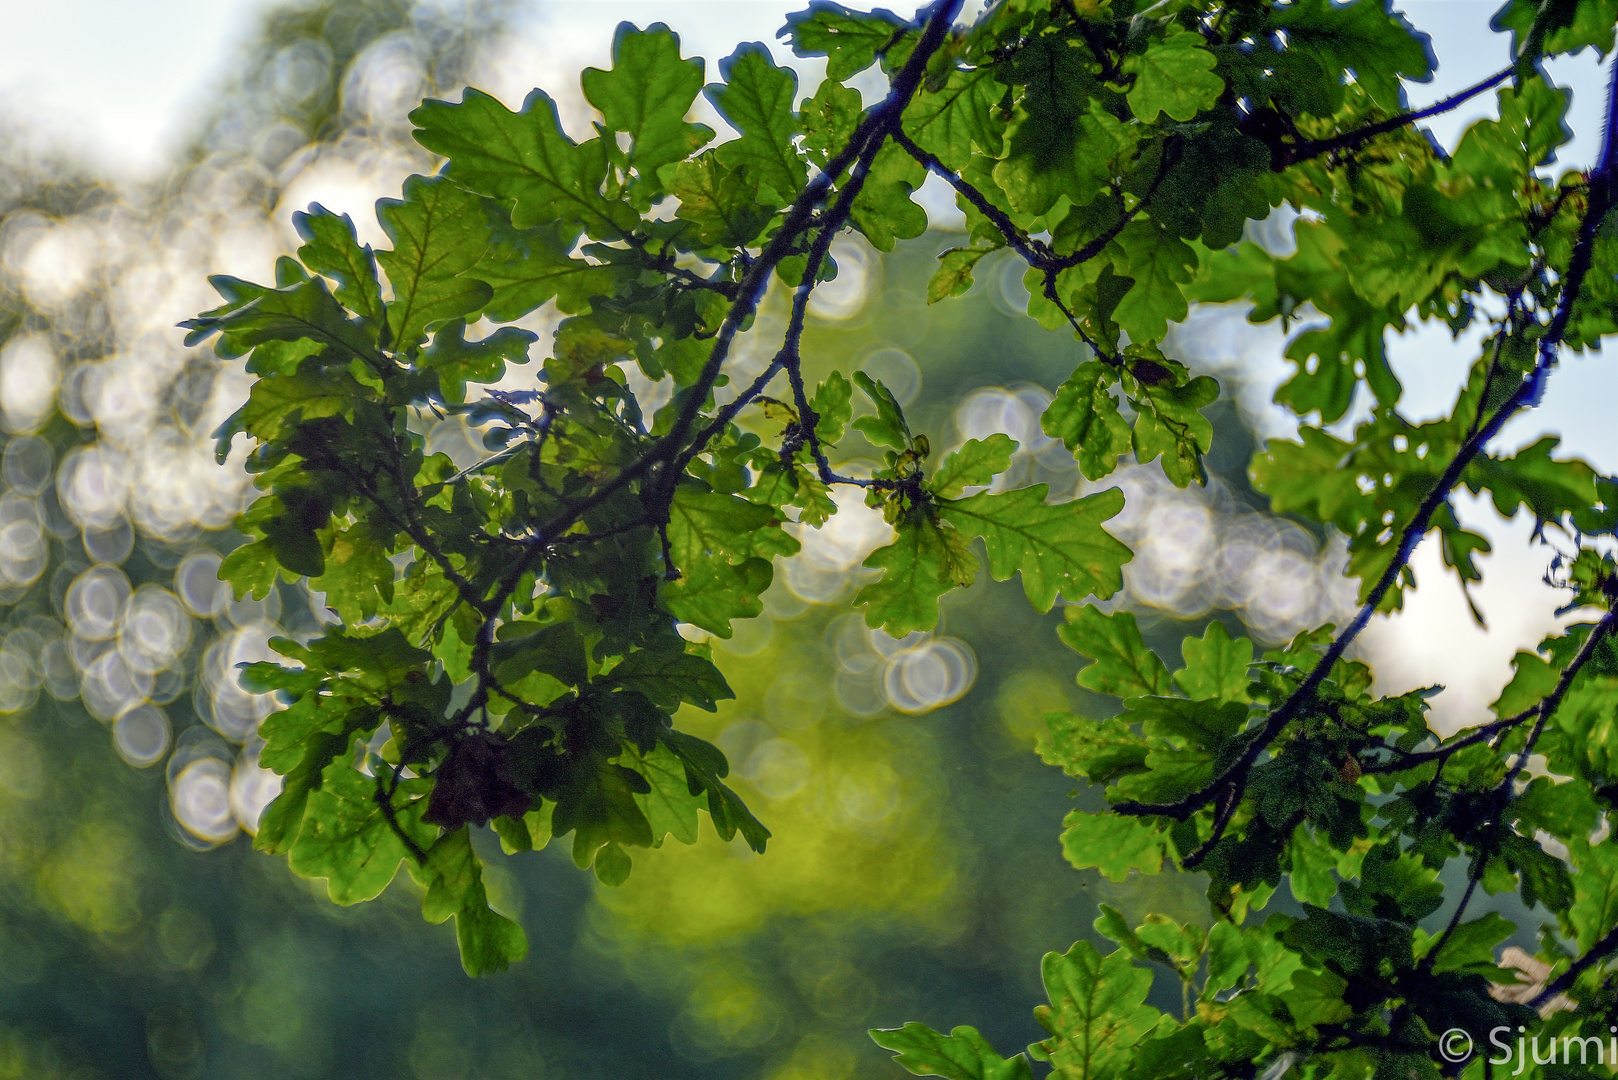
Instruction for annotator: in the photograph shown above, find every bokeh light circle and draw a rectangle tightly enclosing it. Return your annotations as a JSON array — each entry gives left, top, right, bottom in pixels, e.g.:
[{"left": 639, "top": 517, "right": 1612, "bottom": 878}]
[
  {"left": 175, "top": 550, "right": 226, "bottom": 618},
  {"left": 113, "top": 703, "right": 172, "bottom": 767},
  {"left": 118, "top": 585, "right": 193, "bottom": 674},
  {"left": 230, "top": 744, "right": 282, "bottom": 835},
  {"left": 65, "top": 564, "right": 131, "bottom": 640},
  {"left": 171, "top": 757, "right": 238, "bottom": 845}
]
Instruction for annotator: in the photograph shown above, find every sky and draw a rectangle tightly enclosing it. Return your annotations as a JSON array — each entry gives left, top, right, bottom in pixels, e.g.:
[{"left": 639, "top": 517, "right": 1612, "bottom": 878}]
[{"left": 2, "top": 0, "right": 1615, "bottom": 730}]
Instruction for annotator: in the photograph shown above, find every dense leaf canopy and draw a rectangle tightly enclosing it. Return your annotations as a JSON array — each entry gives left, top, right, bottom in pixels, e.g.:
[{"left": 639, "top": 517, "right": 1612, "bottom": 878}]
[{"left": 177, "top": 0, "right": 1618, "bottom": 1076}]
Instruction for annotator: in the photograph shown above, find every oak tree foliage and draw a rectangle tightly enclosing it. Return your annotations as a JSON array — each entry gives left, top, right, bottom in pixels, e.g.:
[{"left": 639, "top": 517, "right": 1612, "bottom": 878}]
[{"left": 187, "top": 0, "right": 1618, "bottom": 1074}]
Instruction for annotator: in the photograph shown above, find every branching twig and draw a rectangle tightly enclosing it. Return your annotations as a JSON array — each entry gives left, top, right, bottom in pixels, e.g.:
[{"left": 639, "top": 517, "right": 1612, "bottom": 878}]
[
  {"left": 1116, "top": 56, "right": 1618, "bottom": 863},
  {"left": 1280, "top": 66, "right": 1514, "bottom": 169},
  {"left": 1533, "top": 922, "right": 1618, "bottom": 1007},
  {"left": 890, "top": 129, "right": 1051, "bottom": 267},
  {"left": 1419, "top": 597, "right": 1618, "bottom": 971},
  {"left": 374, "top": 771, "right": 429, "bottom": 864}
]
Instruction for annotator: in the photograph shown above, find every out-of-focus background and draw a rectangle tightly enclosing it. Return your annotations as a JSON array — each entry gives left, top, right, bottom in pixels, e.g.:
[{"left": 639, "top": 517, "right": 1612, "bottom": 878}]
[{"left": 0, "top": 1, "right": 1611, "bottom": 1077}]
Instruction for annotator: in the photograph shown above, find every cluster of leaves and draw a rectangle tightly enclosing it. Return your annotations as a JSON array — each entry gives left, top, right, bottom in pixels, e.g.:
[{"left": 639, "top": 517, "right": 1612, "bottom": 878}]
[{"left": 188, "top": 0, "right": 1618, "bottom": 1074}]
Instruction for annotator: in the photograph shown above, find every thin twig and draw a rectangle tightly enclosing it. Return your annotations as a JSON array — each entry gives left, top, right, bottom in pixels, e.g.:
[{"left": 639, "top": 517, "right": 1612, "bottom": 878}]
[
  {"left": 1533, "top": 922, "right": 1618, "bottom": 1007},
  {"left": 1116, "top": 55, "right": 1618, "bottom": 857},
  {"left": 1281, "top": 66, "right": 1514, "bottom": 168}
]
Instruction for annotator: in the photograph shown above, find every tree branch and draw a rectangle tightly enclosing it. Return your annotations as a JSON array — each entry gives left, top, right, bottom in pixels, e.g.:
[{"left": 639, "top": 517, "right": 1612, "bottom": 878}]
[
  {"left": 1280, "top": 66, "right": 1514, "bottom": 169},
  {"left": 890, "top": 129, "right": 1051, "bottom": 267},
  {"left": 1116, "top": 57, "right": 1618, "bottom": 848},
  {"left": 1533, "top": 921, "right": 1618, "bottom": 1008}
]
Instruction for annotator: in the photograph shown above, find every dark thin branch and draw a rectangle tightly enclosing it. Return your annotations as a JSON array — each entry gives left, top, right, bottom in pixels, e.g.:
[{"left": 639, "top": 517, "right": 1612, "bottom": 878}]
[
  {"left": 1117, "top": 57, "right": 1618, "bottom": 849},
  {"left": 780, "top": 124, "right": 898, "bottom": 490},
  {"left": 676, "top": 353, "right": 787, "bottom": 477},
  {"left": 1360, "top": 706, "right": 1530, "bottom": 773},
  {"left": 1050, "top": 139, "right": 1179, "bottom": 271},
  {"left": 624, "top": 233, "right": 742, "bottom": 298},
  {"left": 1421, "top": 598, "right": 1618, "bottom": 972},
  {"left": 374, "top": 771, "right": 429, "bottom": 864},
  {"left": 1422, "top": 872, "right": 1484, "bottom": 973},
  {"left": 1041, "top": 267, "right": 1118, "bottom": 364},
  {"left": 660, "top": 261, "right": 742, "bottom": 300},
  {"left": 446, "top": 0, "right": 963, "bottom": 662},
  {"left": 351, "top": 460, "right": 486, "bottom": 614},
  {"left": 522, "top": 0, "right": 962, "bottom": 554},
  {"left": 890, "top": 129, "right": 1051, "bottom": 267},
  {"left": 1280, "top": 66, "right": 1514, "bottom": 169},
  {"left": 1533, "top": 922, "right": 1618, "bottom": 1007},
  {"left": 890, "top": 127, "right": 1175, "bottom": 276}
]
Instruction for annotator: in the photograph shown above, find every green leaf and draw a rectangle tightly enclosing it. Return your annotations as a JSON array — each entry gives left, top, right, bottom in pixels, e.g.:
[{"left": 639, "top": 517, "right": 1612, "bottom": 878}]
[
  {"left": 1059, "top": 810, "right": 1174, "bottom": 881},
  {"left": 1120, "top": 24, "right": 1224, "bottom": 122},
  {"left": 1287, "top": 824, "right": 1341, "bottom": 908},
  {"left": 293, "top": 204, "right": 384, "bottom": 323},
  {"left": 1037, "top": 713, "right": 1150, "bottom": 786},
  {"left": 219, "top": 537, "right": 282, "bottom": 601},
  {"left": 548, "top": 757, "right": 655, "bottom": 870},
  {"left": 1056, "top": 607, "right": 1173, "bottom": 699},
  {"left": 492, "top": 805, "right": 553, "bottom": 854},
  {"left": 410, "top": 826, "right": 529, "bottom": 976},
  {"left": 593, "top": 841, "right": 633, "bottom": 886},
  {"left": 851, "top": 370, "right": 913, "bottom": 450},
  {"left": 800, "top": 77, "right": 862, "bottom": 168},
  {"left": 930, "top": 435, "right": 1017, "bottom": 499},
  {"left": 938, "top": 486, "right": 1130, "bottom": 612},
  {"left": 287, "top": 762, "right": 433, "bottom": 905},
  {"left": 1107, "top": 221, "right": 1197, "bottom": 343},
  {"left": 856, "top": 513, "right": 961, "bottom": 636},
  {"left": 850, "top": 141, "right": 927, "bottom": 252},
  {"left": 628, "top": 742, "right": 703, "bottom": 846},
  {"left": 1033, "top": 940, "right": 1164, "bottom": 1080},
  {"left": 1415, "top": 913, "right": 1515, "bottom": 976},
  {"left": 928, "top": 248, "right": 992, "bottom": 304},
  {"left": 903, "top": 66, "right": 1004, "bottom": 171},
  {"left": 670, "top": 154, "right": 775, "bottom": 247},
  {"left": 662, "top": 730, "right": 771, "bottom": 853},
  {"left": 183, "top": 276, "right": 375, "bottom": 364},
  {"left": 663, "top": 557, "right": 776, "bottom": 638},
  {"left": 1109, "top": 697, "right": 1249, "bottom": 805},
  {"left": 240, "top": 367, "right": 365, "bottom": 443},
  {"left": 1131, "top": 374, "right": 1218, "bottom": 488},
  {"left": 581, "top": 23, "right": 713, "bottom": 190},
  {"left": 1134, "top": 913, "right": 1205, "bottom": 965},
  {"left": 421, "top": 320, "right": 536, "bottom": 404},
  {"left": 870, "top": 1024, "right": 1033, "bottom": 1080},
  {"left": 471, "top": 207, "right": 621, "bottom": 321},
  {"left": 1174, "top": 622, "right": 1253, "bottom": 703},
  {"left": 812, "top": 370, "right": 853, "bottom": 445},
  {"left": 1570, "top": 838, "right": 1618, "bottom": 951},
  {"left": 1283, "top": 969, "right": 1352, "bottom": 1028},
  {"left": 602, "top": 643, "right": 734, "bottom": 712},
  {"left": 1493, "top": 0, "right": 1618, "bottom": 59},
  {"left": 310, "top": 522, "right": 397, "bottom": 622},
  {"left": 411, "top": 87, "right": 635, "bottom": 237},
  {"left": 705, "top": 45, "right": 805, "bottom": 205},
  {"left": 781, "top": 2, "right": 904, "bottom": 80},
  {"left": 254, "top": 705, "right": 379, "bottom": 854},
  {"left": 1273, "top": 0, "right": 1435, "bottom": 112},
  {"left": 1204, "top": 922, "right": 1249, "bottom": 995},
  {"left": 1464, "top": 436, "right": 1597, "bottom": 523},
  {"left": 1042, "top": 362, "right": 1131, "bottom": 481},
  {"left": 375, "top": 174, "right": 495, "bottom": 350},
  {"left": 661, "top": 486, "right": 799, "bottom": 635}
]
